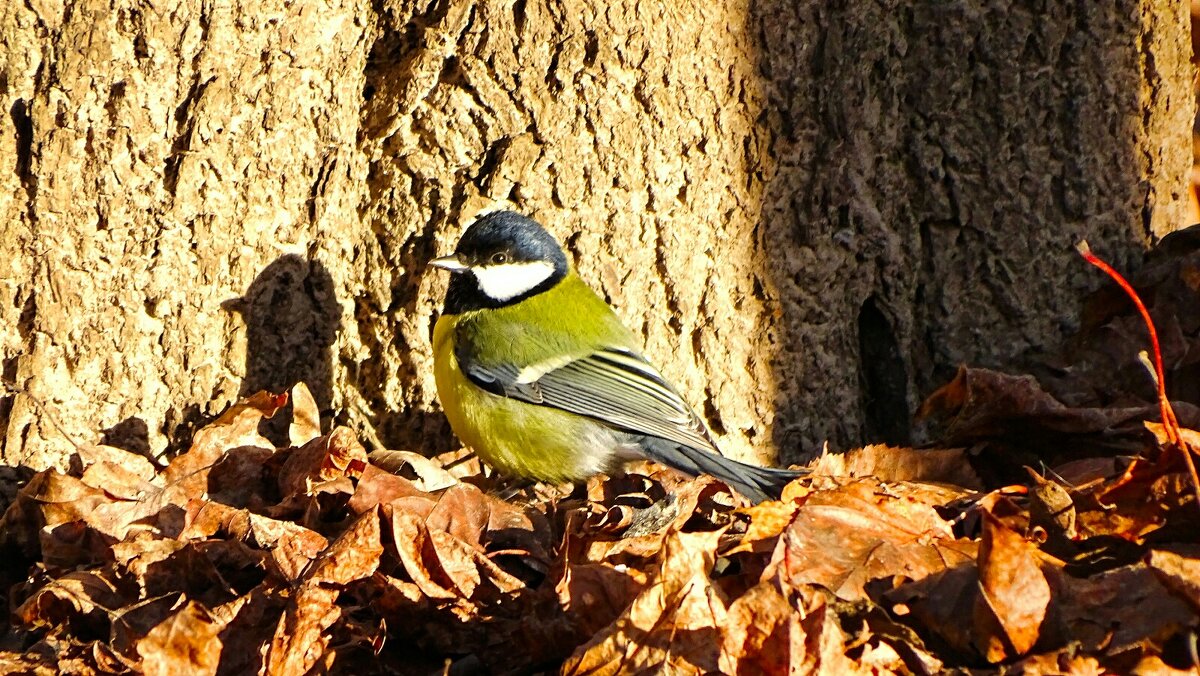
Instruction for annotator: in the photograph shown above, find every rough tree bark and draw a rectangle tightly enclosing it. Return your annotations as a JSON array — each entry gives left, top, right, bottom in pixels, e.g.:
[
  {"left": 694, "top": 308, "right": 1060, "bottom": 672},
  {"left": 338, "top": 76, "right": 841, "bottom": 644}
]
[{"left": 0, "top": 0, "right": 1192, "bottom": 472}]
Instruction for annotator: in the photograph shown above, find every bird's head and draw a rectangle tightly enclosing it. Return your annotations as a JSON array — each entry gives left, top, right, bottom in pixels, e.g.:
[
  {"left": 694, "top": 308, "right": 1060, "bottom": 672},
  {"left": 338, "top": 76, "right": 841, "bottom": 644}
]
[{"left": 431, "top": 211, "right": 570, "bottom": 313}]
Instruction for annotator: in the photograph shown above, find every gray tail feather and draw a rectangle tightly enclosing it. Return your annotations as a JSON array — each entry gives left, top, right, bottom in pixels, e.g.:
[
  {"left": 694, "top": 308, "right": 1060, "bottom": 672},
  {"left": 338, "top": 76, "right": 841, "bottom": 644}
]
[{"left": 638, "top": 438, "right": 807, "bottom": 504}]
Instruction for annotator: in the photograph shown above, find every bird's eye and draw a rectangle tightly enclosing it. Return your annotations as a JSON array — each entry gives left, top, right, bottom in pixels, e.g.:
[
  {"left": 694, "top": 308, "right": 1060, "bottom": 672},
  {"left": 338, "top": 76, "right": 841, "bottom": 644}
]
[{"left": 490, "top": 252, "right": 508, "bottom": 264}]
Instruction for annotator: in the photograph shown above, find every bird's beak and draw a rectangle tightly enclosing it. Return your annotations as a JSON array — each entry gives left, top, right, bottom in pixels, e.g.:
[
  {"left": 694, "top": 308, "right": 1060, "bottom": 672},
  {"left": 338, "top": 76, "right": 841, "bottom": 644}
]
[{"left": 430, "top": 254, "right": 468, "bottom": 273}]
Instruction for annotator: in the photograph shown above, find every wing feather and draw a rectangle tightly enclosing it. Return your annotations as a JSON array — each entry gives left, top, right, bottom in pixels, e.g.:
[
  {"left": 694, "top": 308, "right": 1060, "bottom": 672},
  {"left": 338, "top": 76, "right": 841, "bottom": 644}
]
[{"left": 460, "top": 346, "right": 718, "bottom": 453}]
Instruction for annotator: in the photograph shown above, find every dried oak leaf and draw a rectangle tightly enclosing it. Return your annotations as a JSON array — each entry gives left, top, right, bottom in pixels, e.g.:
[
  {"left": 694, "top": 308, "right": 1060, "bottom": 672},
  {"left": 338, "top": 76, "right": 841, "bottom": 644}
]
[
  {"left": 110, "top": 534, "right": 186, "bottom": 594},
  {"left": 1146, "top": 546, "right": 1200, "bottom": 614},
  {"left": 721, "top": 584, "right": 876, "bottom": 676},
  {"left": 277, "top": 426, "right": 368, "bottom": 497},
  {"left": 367, "top": 449, "right": 459, "bottom": 493},
  {"left": 717, "top": 581, "right": 796, "bottom": 674},
  {"left": 16, "top": 568, "right": 127, "bottom": 632},
  {"left": 768, "top": 477, "right": 976, "bottom": 601},
  {"left": 561, "top": 530, "right": 727, "bottom": 675},
  {"left": 73, "top": 443, "right": 158, "bottom": 482},
  {"left": 808, "top": 444, "right": 982, "bottom": 489},
  {"left": 1073, "top": 467, "right": 1194, "bottom": 542},
  {"left": 266, "top": 508, "right": 383, "bottom": 676},
  {"left": 0, "top": 471, "right": 109, "bottom": 557},
  {"left": 2, "top": 467, "right": 179, "bottom": 568},
  {"left": 384, "top": 502, "right": 525, "bottom": 604},
  {"left": 1047, "top": 561, "right": 1197, "bottom": 656},
  {"left": 555, "top": 560, "right": 649, "bottom": 638},
  {"left": 425, "top": 483, "right": 493, "bottom": 549},
  {"left": 162, "top": 391, "right": 286, "bottom": 503},
  {"left": 881, "top": 563, "right": 979, "bottom": 658},
  {"left": 182, "top": 500, "right": 328, "bottom": 583},
  {"left": 726, "top": 497, "right": 802, "bottom": 556},
  {"left": 972, "top": 511, "right": 1052, "bottom": 662},
  {"left": 135, "top": 599, "right": 223, "bottom": 676},
  {"left": 348, "top": 463, "right": 436, "bottom": 516},
  {"left": 918, "top": 366, "right": 1171, "bottom": 461},
  {"left": 289, "top": 382, "right": 322, "bottom": 447}
]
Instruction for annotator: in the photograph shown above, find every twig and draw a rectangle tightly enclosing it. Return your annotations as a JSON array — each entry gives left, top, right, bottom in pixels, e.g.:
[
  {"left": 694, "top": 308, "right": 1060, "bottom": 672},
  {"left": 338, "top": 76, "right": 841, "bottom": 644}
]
[{"left": 1076, "top": 241, "right": 1200, "bottom": 511}]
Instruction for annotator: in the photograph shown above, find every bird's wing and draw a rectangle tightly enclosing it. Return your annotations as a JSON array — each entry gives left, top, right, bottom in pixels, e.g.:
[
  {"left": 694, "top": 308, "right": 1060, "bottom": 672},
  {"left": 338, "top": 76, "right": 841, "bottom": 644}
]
[{"left": 458, "top": 345, "right": 720, "bottom": 453}]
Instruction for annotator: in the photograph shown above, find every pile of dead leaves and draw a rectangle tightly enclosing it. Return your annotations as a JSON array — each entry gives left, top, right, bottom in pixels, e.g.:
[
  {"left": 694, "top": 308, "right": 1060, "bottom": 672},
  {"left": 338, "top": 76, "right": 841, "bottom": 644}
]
[
  {"left": 0, "top": 381, "right": 1197, "bottom": 674},
  {"left": 2, "top": 234, "right": 1200, "bottom": 674}
]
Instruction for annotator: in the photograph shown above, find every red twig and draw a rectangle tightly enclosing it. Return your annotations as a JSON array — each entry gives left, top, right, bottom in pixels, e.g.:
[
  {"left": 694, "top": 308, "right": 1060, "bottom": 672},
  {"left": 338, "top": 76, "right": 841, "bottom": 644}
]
[{"left": 1076, "top": 241, "right": 1199, "bottom": 509}]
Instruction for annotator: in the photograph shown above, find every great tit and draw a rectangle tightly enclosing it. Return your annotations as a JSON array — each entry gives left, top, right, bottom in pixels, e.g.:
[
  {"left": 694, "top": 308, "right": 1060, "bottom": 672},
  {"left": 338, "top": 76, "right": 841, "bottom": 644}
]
[{"left": 430, "top": 211, "right": 804, "bottom": 503}]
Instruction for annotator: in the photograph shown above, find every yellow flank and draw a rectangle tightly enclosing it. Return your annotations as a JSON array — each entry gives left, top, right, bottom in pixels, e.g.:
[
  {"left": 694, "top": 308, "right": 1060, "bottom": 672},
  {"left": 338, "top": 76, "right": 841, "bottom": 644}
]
[{"left": 433, "top": 310, "right": 618, "bottom": 482}]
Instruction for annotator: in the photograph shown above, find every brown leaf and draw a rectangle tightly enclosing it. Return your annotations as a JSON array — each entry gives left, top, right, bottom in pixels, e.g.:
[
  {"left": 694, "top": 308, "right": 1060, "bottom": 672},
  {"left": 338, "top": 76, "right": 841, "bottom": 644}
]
[
  {"left": 383, "top": 505, "right": 526, "bottom": 601},
  {"left": 289, "top": 382, "right": 322, "bottom": 447},
  {"left": 386, "top": 507, "right": 454, "bottom": 600},
  {"left": 277, "top": 427, "right": 368, "bottom": 497},
  {"left": 16, "top": 568, "right": 126, "bottom": 631},
  {"left": 1074, "top": 469, "right": 1194, "bottom": 542},
  {"left": 348, "top": 463, "right": 436, "bottom": 515},
  {"left": 266, "top": 508, "right": 383, "bottom": 676},
  {"left": 74, "top": 443, "right": 159, "bottom": 482},
  {"left": 718, "top": 581, "right": 797, "bottom": 674},
  {"left": 918, "top": 366, "right": 1169, "bottom": 463},
  {"left": 556, "top": 562, "right": 648, "bottom": 638},
  {"left": 80, "top": 460, "right": 160, "bottom": 502},
  {"left": 1146, "top": 546, "right": 1200, "bottom": 614},
  {"left": 426, "top": 483, "right": 491, "bottom": 548},
  {"left": 428, "top": 528, "right": 483, "bottom": 598},
  {"left": 1049, "top": 562, "right": 1197, "bottom": 655},
  {"left": 973, "top": 511, "right": 1052, "bottom": 661},
  {"left": 769, "top": 477, "right": 976, "bottom": 601},
  {"left": 162, "top": 392, "right": 285, "bottom": 501},
  {"left": 795, "top": 593, "right": 875, "bottom": 675},
  {"left": 561, "top": 530, "right": 726, "bottom": 675},
  {"left": 726, "top": 498, "right": 801, "bottom": 556},
  {"left": 808, "top": 443, "right": 983, "bottom": 489},
  {"left": 367, "top": 449, "right": 459, "bottom": 492},
  {"left": 204, "top": 446, "right": 275, "bottom": 509},
  {"left": 182, "top": 500, "right": 328, "bottom": 582},
  {"left": 135, "top": 599, "right": 223, "bottom": 676},
  {"left": 882, "top": 564, "right": 980, "bottom": 658},
  {"left": 110, "top": 535, "right": 186, "bottom": 593}
]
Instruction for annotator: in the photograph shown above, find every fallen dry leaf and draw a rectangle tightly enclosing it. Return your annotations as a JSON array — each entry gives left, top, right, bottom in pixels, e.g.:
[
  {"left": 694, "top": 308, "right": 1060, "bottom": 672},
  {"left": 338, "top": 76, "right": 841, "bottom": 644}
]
[
  {"left": 277, "top": 426, "right": 368, "bottom": 497},
  {"left": 289, "top": 382, "right": 323, "bottom": 447},
  {"left": 1145, "top": 546, "right": 1200, "bottom": 614},
  {"left": 367, "top": 448, "right": 460, "bottom": 492},
  {"left": 973, "top": 511, "right": 1052, "bottom": 661},
  {"left": 808, "top": 443, "right": 982, "bottom": 489},
  {"left": 135, "top": 599, "right": 224, "bottom": 676},
  {"left": 561, "top": 530, "right": 727, "bottom": 675},
  {"left": 768, "top": 477, "right": 976, "bottom": 601},
  {"left": 718, "top": 581, "right": 796, "bottom": 674},
  {"left": 266, "top": 508, "right": 383, "bottom": 676}
]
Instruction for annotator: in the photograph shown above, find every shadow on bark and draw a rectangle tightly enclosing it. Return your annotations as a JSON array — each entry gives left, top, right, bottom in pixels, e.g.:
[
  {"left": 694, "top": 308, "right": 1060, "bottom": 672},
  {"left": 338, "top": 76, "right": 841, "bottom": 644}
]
[{"left": 229, "top": 254, "right": 340, "bottom": 447}]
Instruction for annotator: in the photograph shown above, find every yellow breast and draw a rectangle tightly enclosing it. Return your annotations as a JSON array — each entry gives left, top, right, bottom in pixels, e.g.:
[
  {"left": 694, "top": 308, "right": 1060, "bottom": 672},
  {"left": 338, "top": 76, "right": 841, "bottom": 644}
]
[{"left": 431, "top": 313, "right": 616, "bottom": 482}]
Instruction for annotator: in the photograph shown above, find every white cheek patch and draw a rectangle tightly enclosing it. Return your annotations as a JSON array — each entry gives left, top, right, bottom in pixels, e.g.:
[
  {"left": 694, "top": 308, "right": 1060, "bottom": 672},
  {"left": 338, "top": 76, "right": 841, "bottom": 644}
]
[{"left": 472, "top": 261, "right": 556, "bottom": 301}]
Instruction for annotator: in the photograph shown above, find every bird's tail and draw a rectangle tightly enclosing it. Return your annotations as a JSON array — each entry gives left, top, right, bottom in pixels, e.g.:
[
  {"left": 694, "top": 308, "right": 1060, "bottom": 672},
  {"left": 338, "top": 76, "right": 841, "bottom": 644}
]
[{"left": 638, "top": 438, "right": 807, "bottom": 504}]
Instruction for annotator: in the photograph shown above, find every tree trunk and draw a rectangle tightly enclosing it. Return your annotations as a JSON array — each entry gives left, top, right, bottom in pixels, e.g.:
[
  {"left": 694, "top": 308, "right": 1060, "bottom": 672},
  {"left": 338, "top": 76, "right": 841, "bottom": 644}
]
[{"left": 0, "top": 0, "right": 1192, "bottom": 471}]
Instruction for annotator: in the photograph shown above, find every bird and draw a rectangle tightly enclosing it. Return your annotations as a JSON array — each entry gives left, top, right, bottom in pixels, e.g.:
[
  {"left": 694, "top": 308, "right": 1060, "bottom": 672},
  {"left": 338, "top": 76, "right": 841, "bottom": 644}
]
[{"left": 429, "top": 210, "right": 805, "bottom": 503}]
